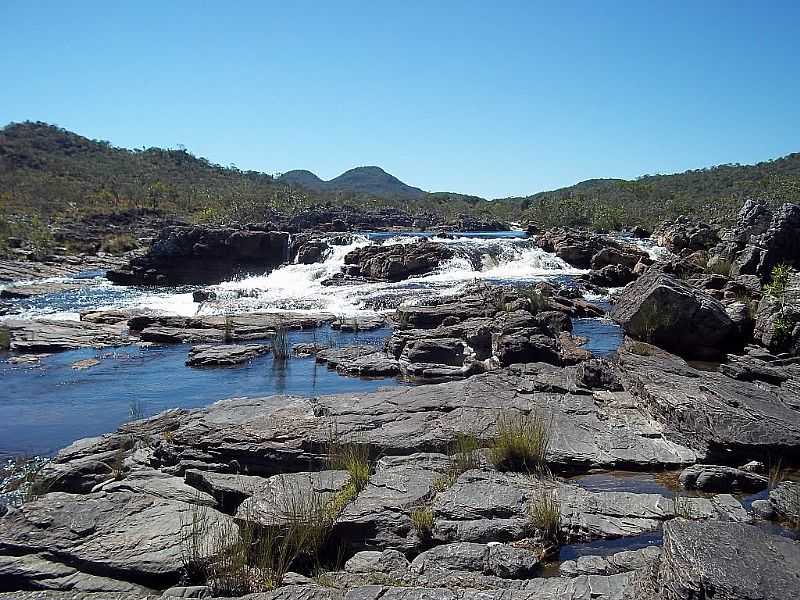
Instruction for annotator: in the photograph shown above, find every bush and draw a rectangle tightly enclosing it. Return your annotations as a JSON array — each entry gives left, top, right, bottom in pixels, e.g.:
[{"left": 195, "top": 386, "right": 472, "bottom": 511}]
[
  {"left": 490, "top": 411, "right": 551, "bottom": 473},
  {"left": 764, "top": 263, "right": 794, "bottom": 300},
  {"left": 326, "top": 427, "right": 371, "bottom": 494}
]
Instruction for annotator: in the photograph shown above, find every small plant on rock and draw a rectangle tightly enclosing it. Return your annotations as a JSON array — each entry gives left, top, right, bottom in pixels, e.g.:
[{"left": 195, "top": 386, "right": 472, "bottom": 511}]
[
  {"left": 433, "top": 433, "right": 481, "bottom": 491},
  {"left": 410, "top": 506, "right": 434, "bottom": 541},
  {"left": 271, "top": 318, "right": 290, "bottom": 361},
  {"left": 528, "top": 487, "right": 562, "bottom": 545},
  {"left": 490, "top": 410, "right": 551, "bottom": 473},
  {"left": 326, "top": 426, "right": 371, "bottom": 494},
  {"left": 764, "top": 263, "right": 794, "bottom": 301},
  {"left": 0, "top": 327, "right": 10, "bottom": 351}
]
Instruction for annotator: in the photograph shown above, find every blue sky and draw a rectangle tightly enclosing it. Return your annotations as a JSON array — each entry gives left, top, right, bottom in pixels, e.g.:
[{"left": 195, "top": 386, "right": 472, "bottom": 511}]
[{"left": 1, "top": 1, "right": 798, "bottom": 198}]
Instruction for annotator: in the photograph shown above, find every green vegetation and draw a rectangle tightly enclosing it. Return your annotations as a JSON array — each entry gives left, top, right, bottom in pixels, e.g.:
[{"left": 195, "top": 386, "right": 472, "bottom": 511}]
[
  {"left": 629, "top": 341, "right": 655, "bottom": 356},
  {"left": 528, "top": 488, "right": 561, "bottom": 544},
  {"left": 271, "top": 323, "right": 290, "bottom": 361},
  {"left": 764, "top": 263, "right": 794, "bottom": 300},
  {"left": 433, "top": 433, "right": 482, "bottom": 492},
  {"left": 223, "top": 316, "right": 234, "bottom": 344},
  {"left": 326, "top": 427, "right": 371, "bottom": 494},
  {"left": 490, "top": 411, "right": 551, "bottom": 473},
  {"left": 99, "top": 233, "right": 138, "bottom": 254},
  {"left": 3, "top": 121, "right": 800, "bottom": 246},
  {"left": 410, "top": 506, "right": 435, "bottom": 540}
]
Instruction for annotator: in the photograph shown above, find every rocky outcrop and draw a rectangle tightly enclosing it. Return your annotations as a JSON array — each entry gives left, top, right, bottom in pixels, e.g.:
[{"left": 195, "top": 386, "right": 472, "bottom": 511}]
[
  {"left": 2, "top": 318, "right": 133, "bottom": 352},
  {"left": 678, "top": 464, "right": 768, "bottom": 493},
  {"left": 534, "top": 229, "right": 649, "bottom": 270},
  {"left": 185, "top": 343, "right": 270, "bottom": 367},
  {"left": 107, "top": 225, "right": 290, "bottom": 285},
  {"left": 650, "top": 520, "right": 800, "bottom": 600},
  {"left": 710, "top": 199, "right": 800, "bottom": 280},
  {"left": 342, "top": 241, "right": 454, "bottom": 281},
  {"left": 617, "top": 339, "right": 800, "bottom": 459},
  {"left": 611, "top": 270, "right": 737, "bottom": 358},
  {"left": 654, "top": 217, "right": 719, "bottom": 253}
]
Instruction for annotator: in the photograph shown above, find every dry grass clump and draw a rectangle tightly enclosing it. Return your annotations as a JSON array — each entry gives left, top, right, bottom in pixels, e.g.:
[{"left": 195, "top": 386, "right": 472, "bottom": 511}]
[
  {"left": 433, "top": 433, "right": 481, "bottom": 492},
  {"left": 326, "top": 427, "right": 371, "bottom": 494},
  {"left": 181, "top": 483, "right": 335, "bottom": 595},
  {"left": 410, "top": 506, "right": 435, "bottom": 541},
  {"left": 528, "top": 487, "right": 561, "bottom": 544},
  {"left": 0, "top": 327, "right": 10, "bottom": 351},
  {"left": 490, "top": 411, "right": 551, "bottom": 473}
]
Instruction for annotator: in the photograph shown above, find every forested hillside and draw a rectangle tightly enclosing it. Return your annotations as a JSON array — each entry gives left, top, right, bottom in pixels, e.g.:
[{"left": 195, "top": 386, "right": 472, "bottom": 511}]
[{"left": 2, "top": 120, "right": 800, "bottom": 242}]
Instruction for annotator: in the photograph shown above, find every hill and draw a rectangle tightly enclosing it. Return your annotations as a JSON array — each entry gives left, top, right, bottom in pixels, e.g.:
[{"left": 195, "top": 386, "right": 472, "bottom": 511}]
[
  {"left": 500, "top": 156, "right": 800, "bottom": 229},
  {"left": 279, "top": 166, "right": 426, "bottom": 199}
]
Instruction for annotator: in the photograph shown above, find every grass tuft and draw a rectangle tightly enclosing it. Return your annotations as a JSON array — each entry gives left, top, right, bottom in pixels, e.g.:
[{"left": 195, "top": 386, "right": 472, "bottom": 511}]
[
  {"left": 271, "top": 322, "right": 290, "bottom": 361},
  {"left": 410, "top": 506, "right": 434, "bottom": 541},
  {"left": 326, "top": 426, "right": 371, "bottom": 494},
  {"left": 433, "top": 434, "right": 481, "bottom": 492},
  {"left": 629, "top": 341, "right": 655, "bottom": 356},
  {"left": 490, "top": 411, "right": 551, "bottom": 473},
  {"left": 528, "top": 487, "right": 561, "bottom": 544},
  {"left": 0, "top": 327, "right": 10, "bottom": 351}
]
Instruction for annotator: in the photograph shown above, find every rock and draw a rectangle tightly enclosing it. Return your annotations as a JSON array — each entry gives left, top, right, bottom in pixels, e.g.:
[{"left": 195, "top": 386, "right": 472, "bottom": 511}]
[
  {"left": 408, "top": 542, "right": 540, "bottom": 579},
  {"left": 494, "top": 331, "right": 561, "bottom": 367},
  {"left": 107, "top": 225, "right": 290, "bottom": 285},
  {"left": 0, "top": 281, "right": 89, "bottom": 299},
  {"left": 654, "top": 217, "right": 719, "bottom": 253},
  {"left": 401, "top": 338, "right": 469, "bottom": 367},
  {"left": 343, "top": 241, "right": 454, "bottom": 282},
  {"left": 71, "top": 357, "right": 101, "bottom": 370},
  {"left": 679, "top": 464, "right": 768, "bottom": 493},
  {"left": 534, "top": 311, "right": 573, "bottom": 335},
  {"left": 345, "top": 550, "right": 410, "bottom": 574},
  {"left": 611, "top": 270, "right": 736, "bottom": 359},
  {"left": 236, "top": 470, "right": 350, "bottom": 527},
  {"left": 2, "top": 318, "right": 133, "bottom": 353},
  {"left": 617, "top": 340, "right": 800, "bottom": 459},
  {"left": 576, "top": 359, "right": 622, "bottom": 391},
  {"left": 768, "top": 480, "right": 800, "bottom": 523},
  {"left": 185, "top": 343, "right": 270, "bottom": 366},
  {"left": 335, "top": 454, "right": 451, "bottom": 552},
  {"left": 585, "top": 264, "right": 637, "bottom": 287},
  {"left": 192, "top": 289, "right": 216, "bottom": 303},
  {"left": 654, "top": 519, "right": 800, "bottom": 600},
  {"left": 296, "top": 239, "right": 331, "bottom": 264},
  {"left": 751, "top": 499, "right": 774, "bottom": 520},
  {"left": 332, "top": 314, "right": 387, "bottom": 331},
  {"left": 535, "top": 228, "right": 647, "bottom": 269},
  {"left": 183, "top": 469, "right": 264, "bottom": 512},
  {"left": 0, "top": 490, "right": 234, "bottom": 588},
  {"left": 560, "top": 546, "right": 661, "bottom": 577},
  {"left": 162, "top": 585, "right": 211, "bottom": 598},
  {"left": 591, "top": 247, "right": 649, "bottom": 270}
]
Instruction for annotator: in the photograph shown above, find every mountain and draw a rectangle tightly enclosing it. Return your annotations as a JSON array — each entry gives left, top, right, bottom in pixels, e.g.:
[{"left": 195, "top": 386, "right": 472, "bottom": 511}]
[{"left": 278, "top": 166, "right": 426, "bottom": 199}]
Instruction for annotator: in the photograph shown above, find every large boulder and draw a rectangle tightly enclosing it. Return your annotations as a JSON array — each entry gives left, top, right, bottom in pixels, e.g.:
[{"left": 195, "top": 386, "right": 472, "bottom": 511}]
[
  {"left": 653, "top": 520, "right": 800, "bottom": 600},
  {"left": 654, "top": 217, "right": 719, "bottom": 253},
  {"left": 343, "top": 240, "right": 454, "bottom": 281},
  {"left": 107, "top": 225, "right": 290, "bottom": 285},
  {"left": 611, "top": 270, "right": 737, "bottom": 358},
  {"left": 535, "top": 228, "right": 646, "bottom": 270}
]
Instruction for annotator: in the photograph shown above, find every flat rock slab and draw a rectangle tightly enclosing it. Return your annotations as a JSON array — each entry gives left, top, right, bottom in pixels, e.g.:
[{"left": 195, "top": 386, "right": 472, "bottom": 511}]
[
  {"left": 655, "top": 519, "right": 800, "bottom": 600},
  {"left": 0, "top": 281, "right": 90, "bottom": 299},
  {"left": 617, "top": 340, "right": 800, "bottom": 458},
  {"left": 0, "top": 490, "right": 234, "bottom": 589},
  {"left": 2, "top": 319, "right": 133, "bottom": 353},
  {"left": 186, "top": 343, "right": 270, "bottom": 366},
  {"left": 0, "top": 255, "right": 127, "bottom": 284}
]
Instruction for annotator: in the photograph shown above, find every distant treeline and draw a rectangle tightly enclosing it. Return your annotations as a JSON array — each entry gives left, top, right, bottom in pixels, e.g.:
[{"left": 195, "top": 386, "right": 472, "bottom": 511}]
[{"left": 2, "top": 121, "right": 800, "bottom": 241}]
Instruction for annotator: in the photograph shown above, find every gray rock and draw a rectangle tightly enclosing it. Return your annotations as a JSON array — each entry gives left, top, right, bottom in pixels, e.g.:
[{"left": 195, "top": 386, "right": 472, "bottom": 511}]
[
  {"left": 611, "top": 270, "right": 736, "bottom": 359},
  {"left": 655, "top": 519, "right": 800, "bottom": 600},
  {"left": 0, "top": 281, "right": 89, "bottom": 299},
  {"left": 0, "top": 490, "right": 234, "bottom": 588},
  {"left": 343, "top": 241, "right": 454, "bottom": 282},
  {"left": 2, "top": 319, "right": 133, "bottom": 353},
  {"left": 336, "top": 454, "right": 450, "bottom": 552},
  {"left": 183, "top": 469, "right": 264, "bottom": 512},
  {"left": 751, "top": 499, "right": 775, "bottom": 520},
  {"left": 236, "top": 470, "right": 349, "bottom": 526},
  {"left": 768, "top": 480, "right": 800, "bottom": 522},
  {"left": 185, "top": 343, "right": 270, "bottom": 366},
  {"left": 162, "top": 586, "right": 211, "bottom": 598},
  {"left": 559, "top": 546, "right": 661, "bottom": 577},
  {"left": 679, "top": 464, "right": 768, "bottom": 493},
  {"left": 345, "top": 550, "right": 410, "bottom": 574}
]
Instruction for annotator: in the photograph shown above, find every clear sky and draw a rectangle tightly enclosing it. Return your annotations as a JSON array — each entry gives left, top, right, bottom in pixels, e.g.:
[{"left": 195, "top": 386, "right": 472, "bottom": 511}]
[{"left": 1, "top": 0, "right": 798, "bottom": 198}]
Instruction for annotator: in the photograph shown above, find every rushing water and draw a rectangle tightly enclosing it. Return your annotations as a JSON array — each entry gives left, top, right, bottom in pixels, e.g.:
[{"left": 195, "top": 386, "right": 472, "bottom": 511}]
[{"left": 0, "top": 231, "right": 628, "bottom": 458}]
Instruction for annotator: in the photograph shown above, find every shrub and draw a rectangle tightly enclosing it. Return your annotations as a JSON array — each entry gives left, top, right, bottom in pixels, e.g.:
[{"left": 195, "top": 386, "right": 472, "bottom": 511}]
[
  {"left": 410, "top": 506, "right": 434, "bottom": 540},
  {"left": 764, "top": 263, "right": 793, "bottom": 300},
  {"left": 528, "top": 488, "right": 561, "bottom": 544},
  {"left": 490, "top": 411, "right": 551, "bottom": 473}
]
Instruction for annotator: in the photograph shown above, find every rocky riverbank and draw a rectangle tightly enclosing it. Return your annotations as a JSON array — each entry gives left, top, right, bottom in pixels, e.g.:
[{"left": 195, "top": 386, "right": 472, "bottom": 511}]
[{"left": 1, "top": 203, "right": 800, "bottom": 598}]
